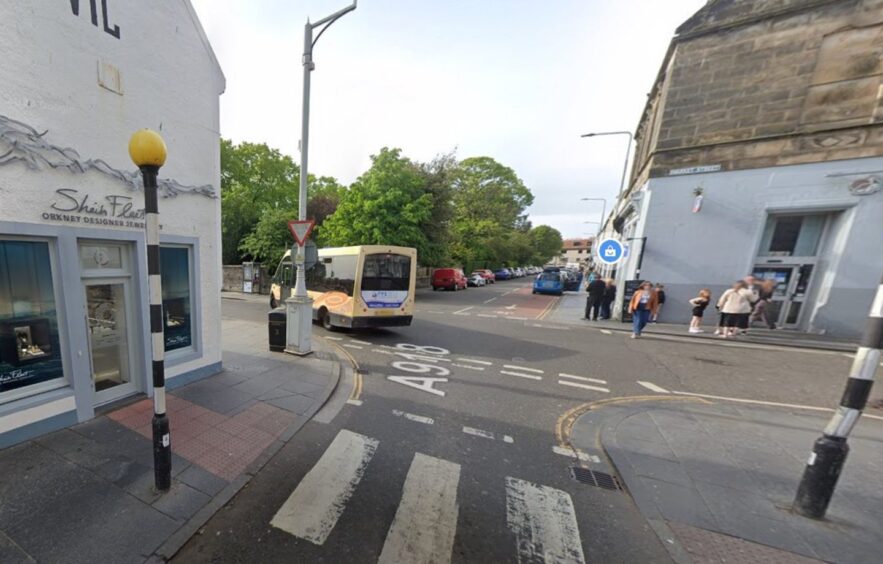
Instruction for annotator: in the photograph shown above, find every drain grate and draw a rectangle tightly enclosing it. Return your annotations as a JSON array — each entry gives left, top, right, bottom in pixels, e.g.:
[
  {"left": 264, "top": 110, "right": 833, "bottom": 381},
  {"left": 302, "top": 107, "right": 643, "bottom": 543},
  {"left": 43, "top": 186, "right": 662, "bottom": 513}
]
[{"left": 570, "top": 466, "right": 621, "bottom": 491}]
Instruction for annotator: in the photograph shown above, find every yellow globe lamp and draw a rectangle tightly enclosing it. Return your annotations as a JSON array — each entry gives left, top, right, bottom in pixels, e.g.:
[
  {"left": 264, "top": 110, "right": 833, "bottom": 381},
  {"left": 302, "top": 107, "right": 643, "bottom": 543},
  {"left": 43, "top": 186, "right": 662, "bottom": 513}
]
[{"left": 128, "top": 129, "right": 167, "bottom": 168}]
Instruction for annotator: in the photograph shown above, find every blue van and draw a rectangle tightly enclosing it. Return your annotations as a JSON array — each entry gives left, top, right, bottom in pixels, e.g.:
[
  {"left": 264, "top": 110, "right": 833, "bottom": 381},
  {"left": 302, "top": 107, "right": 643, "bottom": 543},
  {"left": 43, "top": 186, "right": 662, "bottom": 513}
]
[{"left": 533, "top": 271, "right": 563, "bottom": 295}]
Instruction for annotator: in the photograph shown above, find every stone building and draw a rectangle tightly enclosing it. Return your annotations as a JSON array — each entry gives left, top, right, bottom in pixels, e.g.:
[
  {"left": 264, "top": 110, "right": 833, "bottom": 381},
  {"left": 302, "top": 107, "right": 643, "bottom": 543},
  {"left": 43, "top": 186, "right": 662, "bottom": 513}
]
[
  {"left": 0, "top": 2, "right": 225, "bottom": 447},
  {"left": 603, "top": 0, "right": 883, "bottom": 336}
]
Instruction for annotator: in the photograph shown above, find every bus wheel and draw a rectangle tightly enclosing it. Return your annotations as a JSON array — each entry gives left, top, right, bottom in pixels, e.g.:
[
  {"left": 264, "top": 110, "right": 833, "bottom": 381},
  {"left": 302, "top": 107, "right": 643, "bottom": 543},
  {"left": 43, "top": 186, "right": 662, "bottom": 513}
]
[
  {"left": 319, "top": 308, "right": 334, "bottom": 331},
  {"left": 270, "top": 295, "right": 278, "bottom": 309}
]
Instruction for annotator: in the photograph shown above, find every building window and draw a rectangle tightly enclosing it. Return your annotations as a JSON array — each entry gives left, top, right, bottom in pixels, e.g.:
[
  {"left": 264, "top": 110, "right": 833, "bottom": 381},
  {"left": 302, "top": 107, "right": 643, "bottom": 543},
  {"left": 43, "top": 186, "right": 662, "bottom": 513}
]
[
  {"left": 160, "top": 246, "right": 193, "bottom": 352},
  {"left": 759, "top": 214, "right": 826, "bottom": 257},
  {"left": 0, "top": 239, "right": 64, "bottom": 398}
]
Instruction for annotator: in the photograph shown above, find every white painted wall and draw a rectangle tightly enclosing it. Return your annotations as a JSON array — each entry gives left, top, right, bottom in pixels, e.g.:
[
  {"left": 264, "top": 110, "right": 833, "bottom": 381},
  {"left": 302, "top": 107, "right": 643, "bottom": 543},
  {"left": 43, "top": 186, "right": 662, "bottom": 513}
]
[{"left": 0, "top": 2, "right": 224, "bottom": 379}]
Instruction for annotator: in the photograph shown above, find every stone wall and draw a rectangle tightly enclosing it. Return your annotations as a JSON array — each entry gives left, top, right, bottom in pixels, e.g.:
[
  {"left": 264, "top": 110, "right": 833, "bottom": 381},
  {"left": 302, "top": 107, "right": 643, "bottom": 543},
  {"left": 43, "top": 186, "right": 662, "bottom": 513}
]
[{"left": 630, "top": 0, "right": 883, "bottom": 184}]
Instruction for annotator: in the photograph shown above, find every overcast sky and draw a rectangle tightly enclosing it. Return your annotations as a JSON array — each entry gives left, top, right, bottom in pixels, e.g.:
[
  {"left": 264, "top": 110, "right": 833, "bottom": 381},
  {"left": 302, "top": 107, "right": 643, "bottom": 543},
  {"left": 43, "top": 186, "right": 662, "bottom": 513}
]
[{"left": 190, "top": 0, "right": 706, "bottom": 239}]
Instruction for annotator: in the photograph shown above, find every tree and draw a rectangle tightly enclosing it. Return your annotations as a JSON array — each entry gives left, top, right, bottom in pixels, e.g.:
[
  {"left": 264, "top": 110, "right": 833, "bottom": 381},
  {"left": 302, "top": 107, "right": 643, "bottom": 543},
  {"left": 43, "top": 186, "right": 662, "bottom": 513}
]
[
  {"left": 415, "top": 151, "right": 458, "bottom": 266},
  {"left": 220, "top": 139, "right": 299, "bottom": 264},
  {"left": 322, "top": 148, "right": 433, "bottom": 257},
  {"left": 237, "top": 206, "right": 297, "bottom": 266},
  {"left": 529, "top": 225, "right": 563, "bottom": 264}
]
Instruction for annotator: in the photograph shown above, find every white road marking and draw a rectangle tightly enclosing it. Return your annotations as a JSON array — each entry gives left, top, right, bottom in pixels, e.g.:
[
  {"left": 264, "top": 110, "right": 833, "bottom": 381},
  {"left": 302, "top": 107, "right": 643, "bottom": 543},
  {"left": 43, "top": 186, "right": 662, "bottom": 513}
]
[
  {"left": 453, "top": 363, "right": 485, "bottom": 371},
  {"left": 346, "top": 399, "right": 363, "bottom": 406},
  {"left": 501, "top": 370, "right": 543, "bottom": 381},
  {"left": 373, "top": 348, "right": 395, "bottom": 355},
  {"left": 462, "top": 426, "right": 495, "bottom": 440},
  {"left": 552, "top": 446, "right": 601, "bottom": 464},
  {"left": 505, "top": 477, "right": 586, "bottom": 564},
  {"left": 504, "top": 365, "right": 543, "bottom": 374},
  {"left": 510, "top": 316, "right": 528, "bottom": 321},
  {"left": 349, "top": 339, "right": 372, "bottom": 346},
  {"left": 343, "top": 344, "right": 363, "bottom": 350},
  {"left": 427, "top": 310, "right": 445, "bottom": 314},
  {"left": 457, "top": 358, "right": 492, "bottom": 365},
  {"left": 600, "top": 329, "right": 612, "bottom": 335},
  {"left": 378, "top": 453, "right": 460, "bottom": 564},
  {"left": 477, "top": 314, "right": 498, "bottom": 318},
  {"left": 558, "top": 380, "right": 610, "bottom": 393},
  {"left": 387, "top": 376, "right": 448, "bottom": 397},
  {"left": 559, "top": 373, "right": 607, "bottom": 384},
  {"left": 392, "top": 410, "right": 434, "bottom": 425},
  {"left": 324, "top": 336, "right": 344, "bottom": 341},
  {"left": 637, "top": 381, "right": 670, "bottom": 394},
  {"left": 453, "top": 306, "right": 474, "bottom": 315},
  {"left": 270, "top": 430, "right": 378, "bottom": 545},
  {"left": 505, "top": 304, "right": 517, "bottom": 310},
  {"left": 484, "top": 297, "right": 498, "bottom": 304},
  {"left": 503, "top": 435, "right": 515, "bottom": 443}
]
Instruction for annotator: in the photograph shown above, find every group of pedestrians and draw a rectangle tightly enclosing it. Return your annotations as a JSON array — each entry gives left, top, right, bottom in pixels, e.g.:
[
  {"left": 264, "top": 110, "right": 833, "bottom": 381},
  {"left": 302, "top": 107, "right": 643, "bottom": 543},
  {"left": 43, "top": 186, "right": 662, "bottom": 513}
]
[
  {"left": 583, "top": 270, "right": 617, "bottom": 321},
  {"left": 711, "top": 276, "right": 777, "bottom": 338}
]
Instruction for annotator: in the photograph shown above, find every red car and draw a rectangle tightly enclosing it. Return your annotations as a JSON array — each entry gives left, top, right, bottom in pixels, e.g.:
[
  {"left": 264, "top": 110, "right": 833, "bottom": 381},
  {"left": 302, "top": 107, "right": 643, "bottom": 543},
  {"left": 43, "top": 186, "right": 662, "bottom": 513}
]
[
  {"left": 472, "top": 270, "right": 496, "bottom": 284},
  {"left": 432, "top": 268, "right": 468, "bottom": 291}
]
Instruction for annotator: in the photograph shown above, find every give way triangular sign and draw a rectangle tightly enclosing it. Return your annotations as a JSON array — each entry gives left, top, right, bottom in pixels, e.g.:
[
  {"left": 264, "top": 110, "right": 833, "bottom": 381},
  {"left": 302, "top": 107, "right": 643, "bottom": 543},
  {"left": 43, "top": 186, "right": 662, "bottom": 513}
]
[{"left": 287, "top": 220, "right": 315, "bottom": 247}]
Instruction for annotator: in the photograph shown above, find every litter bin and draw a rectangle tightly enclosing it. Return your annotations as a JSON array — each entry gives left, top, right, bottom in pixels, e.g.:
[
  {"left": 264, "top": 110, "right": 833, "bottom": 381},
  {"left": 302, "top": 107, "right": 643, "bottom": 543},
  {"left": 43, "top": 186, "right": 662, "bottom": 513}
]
[{"left": 268, "top": 308, "right": 286, "bottom": 352}]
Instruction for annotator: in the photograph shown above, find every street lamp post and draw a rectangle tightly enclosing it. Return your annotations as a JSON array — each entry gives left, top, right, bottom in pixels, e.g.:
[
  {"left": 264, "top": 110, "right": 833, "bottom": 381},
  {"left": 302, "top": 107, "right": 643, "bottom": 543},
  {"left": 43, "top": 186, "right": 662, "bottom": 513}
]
[
  {"left": 288, "top": 0, "right": 357, "bottom": 355},
  {"left": 580, "top": 197, "right": 607, "bottom": 238},
  {"left": 128, "top": 129, "right": 171, "bottom": 492},
  {"left": 580, "top": 131, "right": 633, "bottom": 198}
]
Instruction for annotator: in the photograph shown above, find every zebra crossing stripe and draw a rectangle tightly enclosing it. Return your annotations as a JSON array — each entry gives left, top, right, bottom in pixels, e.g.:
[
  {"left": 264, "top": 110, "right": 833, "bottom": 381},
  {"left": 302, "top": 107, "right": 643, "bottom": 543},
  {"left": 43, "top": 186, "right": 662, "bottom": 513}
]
[
  {"left": 378, "top": 453, "right": 461, "bottom": 564},
  {"left": 270, "top": 429, "right": 378, "bottom": 545},
  {"left": 505, "top": 477, "right": 586, "bottom": 564}
]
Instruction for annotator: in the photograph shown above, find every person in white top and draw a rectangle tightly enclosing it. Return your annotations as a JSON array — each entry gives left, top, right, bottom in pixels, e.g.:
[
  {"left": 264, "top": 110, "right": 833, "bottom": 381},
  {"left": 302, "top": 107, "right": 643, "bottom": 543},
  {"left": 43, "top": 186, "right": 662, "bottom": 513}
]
[{"left": 717, "top": 280, "right": 753, "bottom": 338}]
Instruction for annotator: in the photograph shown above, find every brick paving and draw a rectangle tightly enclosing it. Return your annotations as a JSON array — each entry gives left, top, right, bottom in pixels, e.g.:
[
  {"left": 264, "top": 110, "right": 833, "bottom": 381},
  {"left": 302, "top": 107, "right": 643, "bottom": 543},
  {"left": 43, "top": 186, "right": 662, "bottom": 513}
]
[
  {"left": 109, "top": 397, "right": 296, "bottom": 480},
  {"left": 669, "top": 522, "right": 825, "bottom": 564}
]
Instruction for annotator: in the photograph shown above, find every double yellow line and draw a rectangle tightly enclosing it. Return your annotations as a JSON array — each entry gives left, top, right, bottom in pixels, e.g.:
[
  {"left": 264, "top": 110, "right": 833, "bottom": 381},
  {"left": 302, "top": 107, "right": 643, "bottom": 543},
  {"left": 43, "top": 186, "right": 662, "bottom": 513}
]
[
  {"left": 328, "top": 340, "right": 363, "bottom": 402},
  {"left": 536, "top": 294, "right": 561, "bottom": 321}
]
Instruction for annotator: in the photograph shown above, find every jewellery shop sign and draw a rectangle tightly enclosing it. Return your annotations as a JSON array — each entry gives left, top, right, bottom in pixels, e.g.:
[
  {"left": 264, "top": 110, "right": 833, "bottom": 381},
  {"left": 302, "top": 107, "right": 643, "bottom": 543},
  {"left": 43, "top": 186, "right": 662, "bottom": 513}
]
[{"left": 41, "top": 189, "right": 148, "bottom": 229}]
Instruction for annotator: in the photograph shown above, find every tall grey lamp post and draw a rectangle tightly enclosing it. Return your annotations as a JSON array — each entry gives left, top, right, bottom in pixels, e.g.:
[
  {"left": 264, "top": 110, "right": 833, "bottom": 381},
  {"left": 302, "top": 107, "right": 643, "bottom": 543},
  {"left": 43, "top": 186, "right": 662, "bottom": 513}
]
[
  {"left": 580, "top": 131, "right": 634, "bottom": 199},
  {"left": 580, "top": 197, "right": 607, "bottom": 238},
  {"left": 287, "top": 0, "right": 357, "bottom": 355}
]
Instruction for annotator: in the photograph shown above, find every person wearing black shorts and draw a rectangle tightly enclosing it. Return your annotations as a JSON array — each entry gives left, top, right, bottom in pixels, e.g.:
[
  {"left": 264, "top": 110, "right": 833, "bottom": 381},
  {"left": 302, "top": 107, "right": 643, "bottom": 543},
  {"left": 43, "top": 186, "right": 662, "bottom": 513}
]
[{"left": 717, "top": 280, "right": 751, "bottom": 338}]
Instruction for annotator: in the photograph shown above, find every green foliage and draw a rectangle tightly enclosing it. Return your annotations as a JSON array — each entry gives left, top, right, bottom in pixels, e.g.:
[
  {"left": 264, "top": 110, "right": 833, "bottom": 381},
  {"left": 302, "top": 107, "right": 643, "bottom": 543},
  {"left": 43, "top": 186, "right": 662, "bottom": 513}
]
[
  {"left": 529, "top": 225, "right": 564, "bottom": 264},
  {"left": 322, "top": 148, "right": 434, "bottom": 257}
]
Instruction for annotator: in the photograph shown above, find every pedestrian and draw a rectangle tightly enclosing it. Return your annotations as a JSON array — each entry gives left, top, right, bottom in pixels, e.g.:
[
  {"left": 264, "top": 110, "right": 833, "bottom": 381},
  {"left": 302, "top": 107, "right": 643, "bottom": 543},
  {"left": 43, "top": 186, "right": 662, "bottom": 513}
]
[
  {"left": 587, "top": 269, "right": 598, "bottom": 284},
  {"left": 628, "top": 280, "right": 659, "bottom": 338},
  {"left": 717, "top": 281, "right": 751, "bottom": 338},
  {"left": 750, "top": 279, "right": 777, "bottom": 329},
  {"left": 600, "top": 279, "right": 616, "bottom": 320},
  {"left": 651, "top": 283, "right": 666, "bottom": 322},
  {"left": 741, "top": 275, "right": 760, "bottom": 334},
  {"left": 585, "top": 276, "right": 607, "bottom": 321},
  {"left": 688, "top": 288, "right": 711, "bottom": 333}
]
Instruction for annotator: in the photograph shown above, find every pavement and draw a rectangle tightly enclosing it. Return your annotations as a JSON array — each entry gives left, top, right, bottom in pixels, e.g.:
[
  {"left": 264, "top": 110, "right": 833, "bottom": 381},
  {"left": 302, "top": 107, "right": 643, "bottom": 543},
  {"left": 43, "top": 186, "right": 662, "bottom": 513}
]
[
  {"left": 0, "top": 311, "right": 342, "bottom": 564},
  {"left": 546, "top": 291, "right": 857, "bottom": 352},
  {"left": 570, "top": 398, "right": 883, "bottom": 563}
]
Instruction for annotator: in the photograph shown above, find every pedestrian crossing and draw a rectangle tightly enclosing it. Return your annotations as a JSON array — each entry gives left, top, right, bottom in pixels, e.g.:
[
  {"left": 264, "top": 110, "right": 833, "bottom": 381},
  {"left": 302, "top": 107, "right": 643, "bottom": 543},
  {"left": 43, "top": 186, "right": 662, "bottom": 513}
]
[{"left": 271, "top": 429, "right": 588, "bottom": 563}]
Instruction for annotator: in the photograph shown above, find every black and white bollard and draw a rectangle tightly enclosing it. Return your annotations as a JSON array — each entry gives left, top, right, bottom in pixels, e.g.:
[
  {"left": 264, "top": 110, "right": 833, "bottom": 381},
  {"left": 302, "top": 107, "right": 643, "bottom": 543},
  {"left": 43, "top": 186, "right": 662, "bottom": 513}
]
[
  {"left": 129, "top": 130, "right": 171, "bottom": 492},
  {"left": 793, "top": 274, "right": 883, "bottom": 519}
]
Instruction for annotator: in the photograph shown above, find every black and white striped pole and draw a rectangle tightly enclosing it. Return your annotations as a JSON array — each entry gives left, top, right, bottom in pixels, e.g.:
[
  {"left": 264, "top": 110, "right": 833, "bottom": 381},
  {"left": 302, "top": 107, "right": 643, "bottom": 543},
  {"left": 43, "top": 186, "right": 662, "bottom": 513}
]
[
  {"left": 793, "top": 274, "right": 883, "bottom": 519},
  {"left": 129, "top": 129, "right": 171, "bottom": 492}
]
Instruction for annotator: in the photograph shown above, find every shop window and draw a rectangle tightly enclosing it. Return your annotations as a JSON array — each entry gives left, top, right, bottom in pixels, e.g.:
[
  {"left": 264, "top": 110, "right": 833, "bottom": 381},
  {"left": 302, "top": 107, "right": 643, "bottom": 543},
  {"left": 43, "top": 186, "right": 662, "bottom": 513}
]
[
  {"left": 0, "top": 240, "right": 64, "bottom": 397},
  {"left": 160, "top": 246, "right": 193, "bottom": 352}
]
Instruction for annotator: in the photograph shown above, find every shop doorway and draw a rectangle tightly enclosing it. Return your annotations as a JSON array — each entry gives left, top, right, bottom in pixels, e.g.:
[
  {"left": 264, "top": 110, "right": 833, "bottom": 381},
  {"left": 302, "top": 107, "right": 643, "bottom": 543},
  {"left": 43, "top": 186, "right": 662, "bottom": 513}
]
[
  {"left": 79, "top": 242, "right": 139, "bottom": 405},
  {"left": 753, "top": 212, "right": 829, "bottom": 329},
  {"left": 752, "top": 264, "right": 814, "bottom": 328}
]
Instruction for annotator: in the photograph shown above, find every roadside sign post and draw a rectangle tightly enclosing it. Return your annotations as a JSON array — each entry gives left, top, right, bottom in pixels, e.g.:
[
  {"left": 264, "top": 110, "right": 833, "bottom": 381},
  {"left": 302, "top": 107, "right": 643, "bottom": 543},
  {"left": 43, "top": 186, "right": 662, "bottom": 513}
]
[{"left": 285, "top": 220, "right": 315, "bottom": 356}]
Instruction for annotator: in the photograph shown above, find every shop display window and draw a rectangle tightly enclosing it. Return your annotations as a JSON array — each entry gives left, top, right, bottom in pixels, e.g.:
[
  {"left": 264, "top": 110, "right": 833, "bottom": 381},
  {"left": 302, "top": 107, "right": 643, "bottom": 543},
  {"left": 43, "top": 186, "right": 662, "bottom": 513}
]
[
  {"left": 160, "top": 246, "right": 193, "bottom": 352},
  {"left": 0, "top": 240, "right": 64, "bottom": 395}
]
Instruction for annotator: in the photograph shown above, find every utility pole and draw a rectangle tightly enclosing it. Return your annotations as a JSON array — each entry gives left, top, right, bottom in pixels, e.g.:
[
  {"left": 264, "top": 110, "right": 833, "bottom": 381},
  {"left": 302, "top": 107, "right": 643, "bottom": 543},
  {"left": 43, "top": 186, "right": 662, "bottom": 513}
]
[{"left": 793, "top": 274, "right": 883, "bottom": 518}]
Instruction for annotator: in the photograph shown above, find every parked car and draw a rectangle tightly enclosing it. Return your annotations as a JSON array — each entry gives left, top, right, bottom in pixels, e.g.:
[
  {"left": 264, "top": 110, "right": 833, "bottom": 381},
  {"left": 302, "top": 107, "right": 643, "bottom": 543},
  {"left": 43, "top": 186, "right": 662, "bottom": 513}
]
[
  {"left": 472, "top": 270, "right": 495, "bottom": 284},
  {"left": 494, "top": 268, "right": 512, "bottom": 280},
  {"left": 432, "top": 268, "right": 468, "bottom": 291},
  {"left": 533, "top": 271, "right": 564, "bottom": 295},
  {"left": 467, "top": 273, "right": 486, "bottom": 287},
  {"left": 513, "top": 267, "right": 524, "bottom": 277}
]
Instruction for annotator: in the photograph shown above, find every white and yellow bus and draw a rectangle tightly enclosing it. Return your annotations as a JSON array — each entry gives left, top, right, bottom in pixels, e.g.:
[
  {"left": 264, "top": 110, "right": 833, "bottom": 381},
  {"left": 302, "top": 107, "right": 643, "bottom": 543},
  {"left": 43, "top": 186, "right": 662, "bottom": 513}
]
[{"left": 270, "top": 245, "right": 417, "bottom": 330}]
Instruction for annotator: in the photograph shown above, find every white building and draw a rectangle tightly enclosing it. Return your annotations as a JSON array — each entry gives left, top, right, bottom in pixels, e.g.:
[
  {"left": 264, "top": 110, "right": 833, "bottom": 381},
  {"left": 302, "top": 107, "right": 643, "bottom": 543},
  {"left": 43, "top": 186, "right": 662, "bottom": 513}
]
[
  {"left": 557, "top": 238, "right": 593, "bottom": 267},
  {"left": 0, "top": 1, "right": 224, "bottom": 447}
]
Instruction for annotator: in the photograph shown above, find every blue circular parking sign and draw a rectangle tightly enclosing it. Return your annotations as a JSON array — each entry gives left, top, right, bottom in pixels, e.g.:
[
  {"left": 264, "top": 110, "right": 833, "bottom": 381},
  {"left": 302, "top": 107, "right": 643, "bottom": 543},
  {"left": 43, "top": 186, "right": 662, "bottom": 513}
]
[{"left": 596, "top": 238, "right": 624, "bottom": 265}]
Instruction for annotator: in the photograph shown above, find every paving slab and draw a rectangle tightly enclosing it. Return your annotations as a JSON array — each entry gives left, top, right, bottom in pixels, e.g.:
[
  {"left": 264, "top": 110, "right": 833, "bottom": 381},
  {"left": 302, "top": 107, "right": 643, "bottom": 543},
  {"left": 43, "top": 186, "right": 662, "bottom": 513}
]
[{"left": 576, "top": 399, "right": 883, "bottom": 564}]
